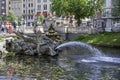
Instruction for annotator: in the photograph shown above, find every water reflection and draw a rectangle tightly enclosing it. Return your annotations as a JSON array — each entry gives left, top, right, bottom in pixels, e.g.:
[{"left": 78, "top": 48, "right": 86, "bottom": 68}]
[
  {"left": 0, "top": 47, "right": 120, "bottom": 80},
  {"left": 96, "top": 46, "right": 120, "bottom": 57},
  {"left": 0, "top": 56, "right": 66, "bottom": 80}
]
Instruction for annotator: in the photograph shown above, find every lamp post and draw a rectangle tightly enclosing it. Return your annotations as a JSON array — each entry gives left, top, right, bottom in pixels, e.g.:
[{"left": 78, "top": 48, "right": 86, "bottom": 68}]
[
  {"left": 20, "top": 18, "right": 25, "bottom": 33},
  {"left": 33, "top": 18, "right": 37, "bottom": 34}
]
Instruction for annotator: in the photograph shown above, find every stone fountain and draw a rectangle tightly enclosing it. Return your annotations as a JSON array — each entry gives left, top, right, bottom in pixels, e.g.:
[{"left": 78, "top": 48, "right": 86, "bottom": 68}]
[{"left": 5, "top": 24, "right": 62, "bottom": 56}]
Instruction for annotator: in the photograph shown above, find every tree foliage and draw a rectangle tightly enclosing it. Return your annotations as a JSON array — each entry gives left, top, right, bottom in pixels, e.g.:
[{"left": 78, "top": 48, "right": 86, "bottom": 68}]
[
  {"left": 51, "top": 0, "right": 104, "bottom": 25},
  {"left": 0, "top": 12, "right": 18, "bottom": 22},
  {"left": 51, "top": 0, "right": 69, "bottom": 16},
  {"left": 7, "top": 12, "right": 18, "bottom": 22},
  {"left": 38, "top": 14, "right": 44, "bottom": 23},
  {"left": 0, "top": 16, "right": 2, "bottom": 21}
]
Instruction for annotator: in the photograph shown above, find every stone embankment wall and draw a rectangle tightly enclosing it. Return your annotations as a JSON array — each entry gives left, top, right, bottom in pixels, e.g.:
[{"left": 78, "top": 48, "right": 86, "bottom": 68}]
[
  {"left": 45, "top": 27, "right": 98, "bottom": 40},
  {"left": 17, "top": 26, "right": 98, "bottom": 40}
]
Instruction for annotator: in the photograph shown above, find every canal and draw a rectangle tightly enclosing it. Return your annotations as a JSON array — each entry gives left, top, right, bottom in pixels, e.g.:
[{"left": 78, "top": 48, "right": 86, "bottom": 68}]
[{"left": 0, "top": 42, "right": 120, "bottom": 80}]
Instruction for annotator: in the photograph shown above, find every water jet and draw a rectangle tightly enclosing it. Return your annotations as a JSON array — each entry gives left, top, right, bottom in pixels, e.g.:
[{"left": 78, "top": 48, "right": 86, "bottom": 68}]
[{"left": 56, "top": 41, "right": 120, "bottom": 64}]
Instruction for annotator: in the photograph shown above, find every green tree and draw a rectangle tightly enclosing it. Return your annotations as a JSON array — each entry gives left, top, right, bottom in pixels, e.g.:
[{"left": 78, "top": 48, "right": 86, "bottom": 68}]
[
  {"left": 37, "top": 14, "right": 44, "bottom": 24},
  {"left": 51, "top": 0, "right": 104, "bottom": 26},
  {"left": 39, "top": 14, "right": 44, "bottom": 23},
  {"left": 0, "top": 15, "right": 7, "bottom": 21},
  {"left": 68, "top": 0, "right": 88, "bottom": 25},
  {"left": 51, "top": 0, "right": 69, "bottom": 16},
  {"left": 6, "top": 12, "right": 18, "bottom": 22}
]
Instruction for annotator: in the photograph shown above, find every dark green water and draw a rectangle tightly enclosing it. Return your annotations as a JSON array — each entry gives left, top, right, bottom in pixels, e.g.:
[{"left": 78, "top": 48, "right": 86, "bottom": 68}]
[{"left": 0, "top": 47, "right": 120, "bottom": 80}]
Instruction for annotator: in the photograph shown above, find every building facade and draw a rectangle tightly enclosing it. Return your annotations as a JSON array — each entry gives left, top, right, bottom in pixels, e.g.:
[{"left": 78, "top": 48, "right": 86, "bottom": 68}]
[
  {"left": 102, "top": 0, "right": 120, "bottom": 32},
  {"left": 8, "top": 0, "right": 52, "bottom": 25},
  {"left": 36, "top": 0, "right": 52, "bottom": 17},
  {"left": 0, "top": 0, "right": 7, "bottom": 16},
  {"left": 102, "top": 0, "right": 113, "bottom": 32},
  {"left": 94, "top": 0, "right": 120, "bottom": 32},
  {"left": 22, "top": 0, "right": 36, "bottom": 25},
  {"left": 9, "top": 0, "right": 22, "bottom": 17}
]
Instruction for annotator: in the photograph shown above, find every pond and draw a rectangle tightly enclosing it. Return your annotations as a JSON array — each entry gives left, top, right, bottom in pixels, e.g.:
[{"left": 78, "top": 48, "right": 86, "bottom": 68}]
[{"left": 0, "top": 42, "right": 120, "bottom": 80}]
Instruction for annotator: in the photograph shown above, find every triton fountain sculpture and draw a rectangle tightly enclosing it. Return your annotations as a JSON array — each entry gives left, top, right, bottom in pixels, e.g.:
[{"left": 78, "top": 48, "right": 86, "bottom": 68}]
[{"left": 5, "top": 24, "right": 62, "bottom": 56}]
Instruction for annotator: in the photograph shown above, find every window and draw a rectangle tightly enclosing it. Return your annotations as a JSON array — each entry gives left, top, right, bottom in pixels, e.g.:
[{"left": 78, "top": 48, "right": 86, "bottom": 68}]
[
  {"left": 23, "top": 16, "right": 25, "bottom": 19},
  {"left": 31, "top": 10, "right": 34, "bottom": 13},
  {"left": 29, "top": 10, "right": 30, "bottom": 13},
  {"left": 23, "top": 10, "right": 25, "bottom": 13},
  {"left": 28, "top": 16, "right": 30, "bottom": 19},
  {"left": 31, "top": 3, "right": 33, "bottom": 7},
  {"left": 9, "top": 7, "right": 11, "bottom": 10},
  {"left": 37, "top": 0, "right": 41, "bottom": 3},
  {"left": 23, "top": 4, "right": 25, "bottom": 8},
  {"left": 9, "top": 1, "right": 11, "bottom": 4},
  {"left": 43, "top": 0, "right": 47, "bottom": 2},
  {"left": 29, "top": 3, "right": 30, "bottom": 7},
  {"left": 43, "top": 4, "right": 47, "bottom": 10},
  {"left": 31, "top": 15, "right": 33, "bottom": 19},
  {"left": 37, "top": 5, "right": 41, "bottom": 10}
]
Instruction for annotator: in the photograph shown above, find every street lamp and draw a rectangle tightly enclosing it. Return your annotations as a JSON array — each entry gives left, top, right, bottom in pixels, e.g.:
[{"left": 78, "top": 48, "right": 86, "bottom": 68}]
[
  {"left": 33, "top": 18, "right": 37, "bottom": 34},
  {"left": 20, "top": 18, "right": 25, "bottom": 33}
]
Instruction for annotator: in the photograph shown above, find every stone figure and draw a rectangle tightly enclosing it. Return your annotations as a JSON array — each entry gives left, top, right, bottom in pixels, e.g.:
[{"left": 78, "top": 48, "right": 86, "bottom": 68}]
[{"left": 5, "top": 29, "right": 61, "bottom": 56}]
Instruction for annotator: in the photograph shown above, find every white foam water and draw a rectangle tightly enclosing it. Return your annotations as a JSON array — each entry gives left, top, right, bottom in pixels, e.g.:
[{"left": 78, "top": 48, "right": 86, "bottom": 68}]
[
  {"left": 81, "top": 59, "right": 98, "bottom": 63},
  {"left": 92, "top": 56, "right": 120, "bottom": 64}
]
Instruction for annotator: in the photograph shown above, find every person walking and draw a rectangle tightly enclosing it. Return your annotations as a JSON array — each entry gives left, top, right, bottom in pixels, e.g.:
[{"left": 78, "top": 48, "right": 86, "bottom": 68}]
[
  {"left": 69, "top": 16, "right": 73, "bottom": 27},
  {"left": 13, "top": 22, "right": 17, "bottom": 31},
  {"left": 1, "top": 24, "right": 4, "bottom": 33}
]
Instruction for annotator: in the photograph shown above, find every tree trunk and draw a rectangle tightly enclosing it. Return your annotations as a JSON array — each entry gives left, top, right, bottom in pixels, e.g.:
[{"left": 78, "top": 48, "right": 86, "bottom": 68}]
[{"left": 77, "top": 19, "right": 82, "bottom": 26}]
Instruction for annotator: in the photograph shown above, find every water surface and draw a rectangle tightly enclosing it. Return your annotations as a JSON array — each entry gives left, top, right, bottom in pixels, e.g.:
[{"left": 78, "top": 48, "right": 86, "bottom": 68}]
[{"left": 0, "top": 46, "right": 120, "bottom": 80}]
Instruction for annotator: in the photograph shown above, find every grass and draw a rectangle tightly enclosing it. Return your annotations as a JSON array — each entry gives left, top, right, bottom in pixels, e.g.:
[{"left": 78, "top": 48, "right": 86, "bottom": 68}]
[{"left": 75, "top": 32, "right": 120, "bottom": 47}]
